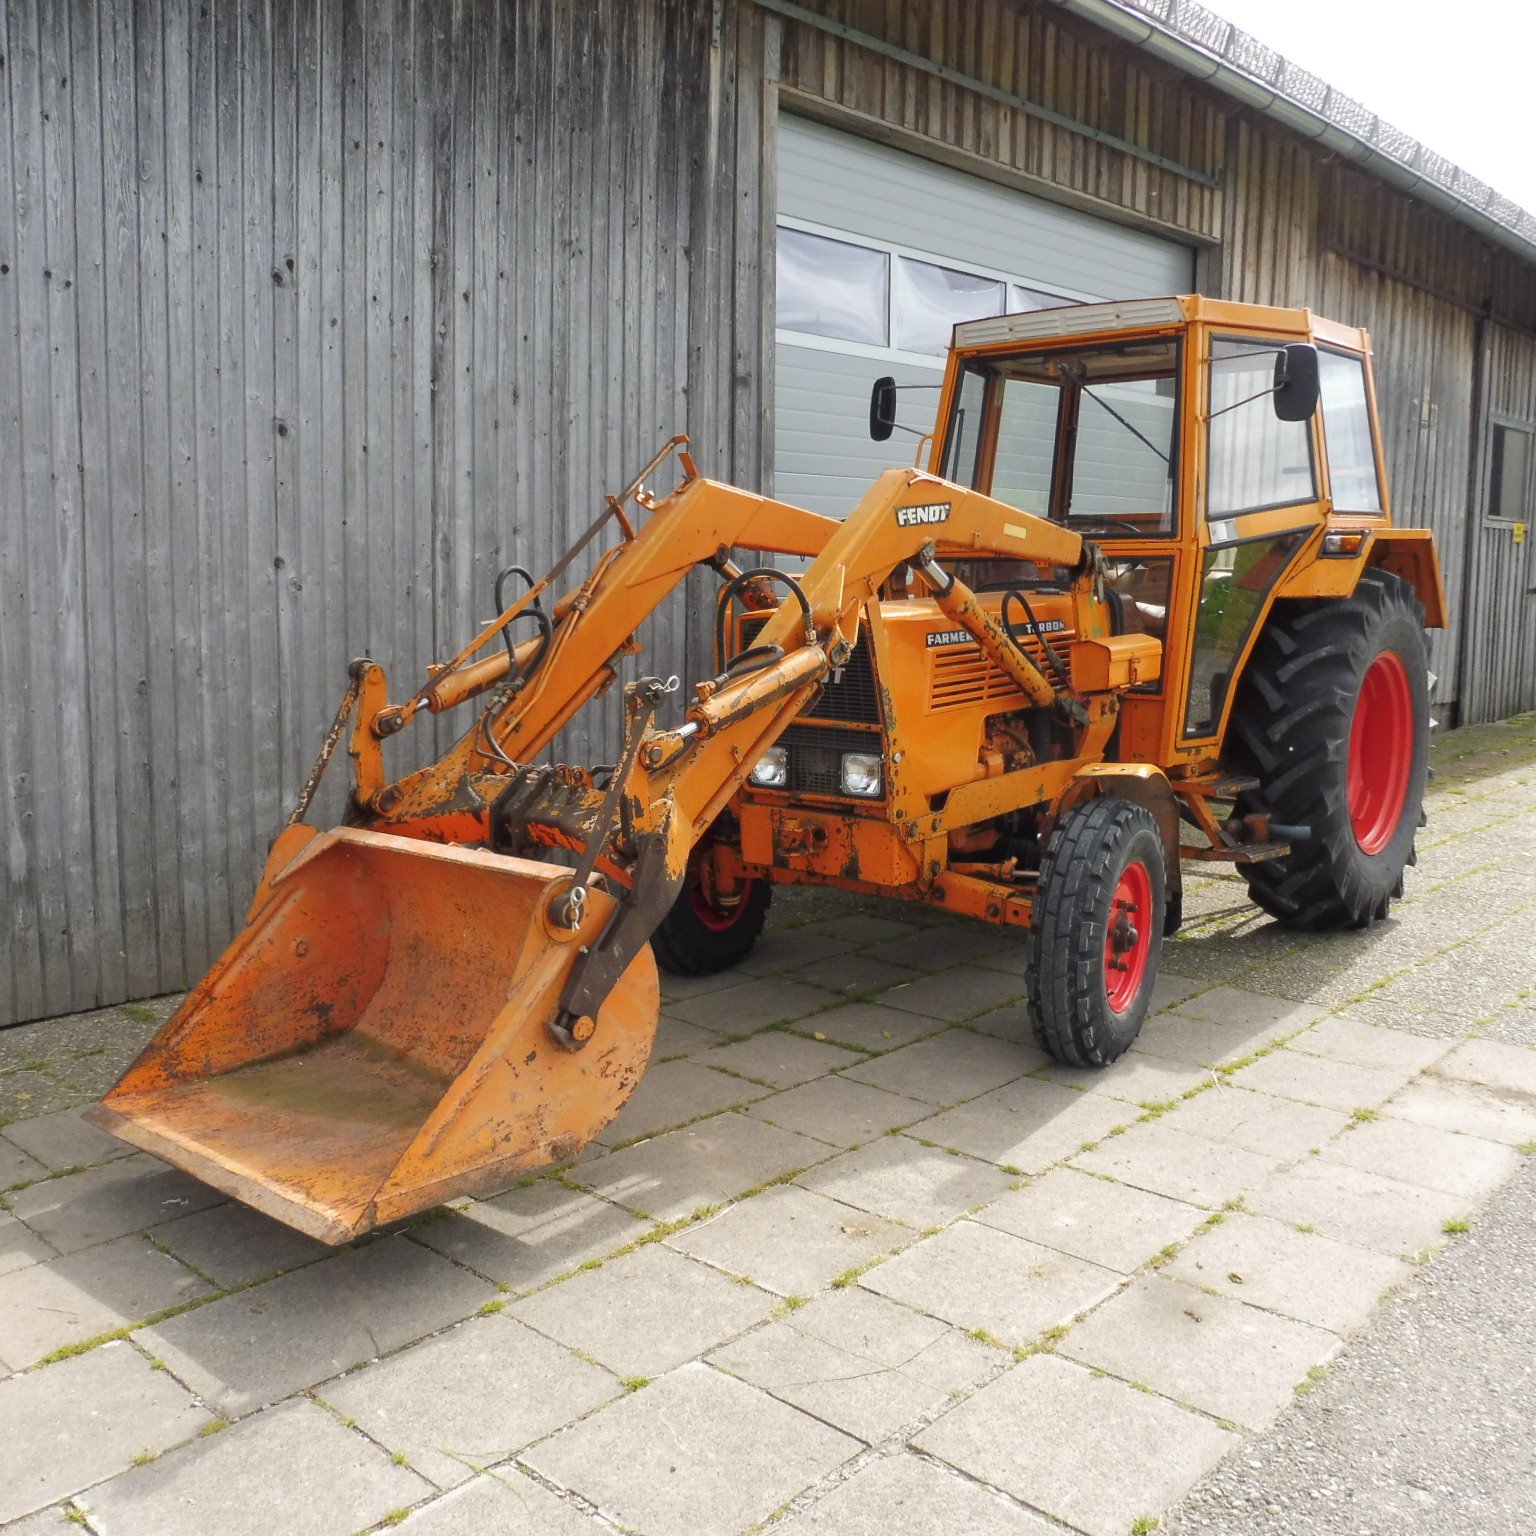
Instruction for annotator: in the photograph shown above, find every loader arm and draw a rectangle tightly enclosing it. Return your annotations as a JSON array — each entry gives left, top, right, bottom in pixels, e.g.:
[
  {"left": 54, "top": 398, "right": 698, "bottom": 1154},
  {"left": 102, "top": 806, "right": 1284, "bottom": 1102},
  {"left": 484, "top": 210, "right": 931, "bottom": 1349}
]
[{"left": 88, "top": 449, "right": 1097, "bottom": 1242}]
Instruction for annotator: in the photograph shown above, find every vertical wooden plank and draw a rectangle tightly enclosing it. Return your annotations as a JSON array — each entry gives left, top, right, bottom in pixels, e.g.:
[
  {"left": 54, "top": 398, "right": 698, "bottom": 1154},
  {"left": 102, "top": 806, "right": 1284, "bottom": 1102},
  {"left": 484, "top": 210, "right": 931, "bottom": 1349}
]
[
  {"left": 131, "top": 0, "right": 185, "bottom": 988},
  {"left": 0, "top": 0, "right": 47, "bottom": 1019},
  {"left": 99, "top": 0, "right": 160, "bottom": 999},
  {"left": 160, "top": 0, "right": 212, "bottom": 978}
]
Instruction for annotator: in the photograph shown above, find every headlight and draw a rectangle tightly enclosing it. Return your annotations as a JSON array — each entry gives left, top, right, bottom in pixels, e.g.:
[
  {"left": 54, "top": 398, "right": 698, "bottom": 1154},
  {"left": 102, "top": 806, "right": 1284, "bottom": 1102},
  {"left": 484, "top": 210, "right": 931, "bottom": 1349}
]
[
  {"left": 840, "top": 751, "right": 883, "bottom": 797},
  {"left": 749, "top": 747, "right": 788, "bottom": 788}
]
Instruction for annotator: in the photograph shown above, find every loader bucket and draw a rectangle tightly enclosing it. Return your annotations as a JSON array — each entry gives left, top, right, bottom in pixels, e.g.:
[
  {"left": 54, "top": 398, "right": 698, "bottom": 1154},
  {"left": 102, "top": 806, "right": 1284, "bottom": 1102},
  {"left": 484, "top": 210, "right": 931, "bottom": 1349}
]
[{"left": 84, "top": 828, "right": 658, "bottom": 1243}]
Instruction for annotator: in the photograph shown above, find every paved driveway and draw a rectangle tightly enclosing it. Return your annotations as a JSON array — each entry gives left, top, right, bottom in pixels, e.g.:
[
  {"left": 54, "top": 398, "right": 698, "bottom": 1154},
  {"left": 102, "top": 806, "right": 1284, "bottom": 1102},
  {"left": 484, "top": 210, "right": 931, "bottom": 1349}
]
[{"left": 2, "top": 712, "right": 1534, "bottom": 1536}]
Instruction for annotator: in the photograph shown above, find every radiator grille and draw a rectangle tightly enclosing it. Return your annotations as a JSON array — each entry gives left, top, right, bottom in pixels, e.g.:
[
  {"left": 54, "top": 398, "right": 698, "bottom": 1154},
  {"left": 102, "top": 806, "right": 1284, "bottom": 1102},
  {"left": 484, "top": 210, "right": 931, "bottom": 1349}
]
[
  {"left": 740, "top": 615, "right": 882, "bottom": 724},
  {"left": 776, "top": 724, "right": 884, "bottom": 798}
]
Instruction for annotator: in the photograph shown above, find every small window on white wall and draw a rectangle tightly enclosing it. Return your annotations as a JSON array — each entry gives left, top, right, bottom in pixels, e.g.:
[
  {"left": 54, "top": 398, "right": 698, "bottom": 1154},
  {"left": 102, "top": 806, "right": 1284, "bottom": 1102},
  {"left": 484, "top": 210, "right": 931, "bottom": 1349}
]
[
  {"left": 894, "top": 258, "right": 1004, "bottom": 354},
  {"left": 775, "top": 228, "right": 889, "bottom": 346}
]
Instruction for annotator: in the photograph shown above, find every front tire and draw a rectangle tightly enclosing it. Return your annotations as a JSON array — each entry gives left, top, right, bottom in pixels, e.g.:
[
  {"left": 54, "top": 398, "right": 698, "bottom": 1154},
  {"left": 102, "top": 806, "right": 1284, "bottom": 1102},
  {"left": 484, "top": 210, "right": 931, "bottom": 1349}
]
[
  {"left": 1228, "top": 569, "right": 1429, "bottom": 931},
  {"left": 1030, "top": 795, "right": 1166, "bottom": 1067},
  {"left": 651, "top": 853, "right": 771, "bottom": 976}
]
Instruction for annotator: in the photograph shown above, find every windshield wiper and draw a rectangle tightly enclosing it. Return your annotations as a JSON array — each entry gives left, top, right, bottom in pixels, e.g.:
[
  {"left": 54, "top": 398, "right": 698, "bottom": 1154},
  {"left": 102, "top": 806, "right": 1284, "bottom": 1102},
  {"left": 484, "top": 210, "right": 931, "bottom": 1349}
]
[{"left": 1056, "top": 363, "right": 1171, "bottom": 467}]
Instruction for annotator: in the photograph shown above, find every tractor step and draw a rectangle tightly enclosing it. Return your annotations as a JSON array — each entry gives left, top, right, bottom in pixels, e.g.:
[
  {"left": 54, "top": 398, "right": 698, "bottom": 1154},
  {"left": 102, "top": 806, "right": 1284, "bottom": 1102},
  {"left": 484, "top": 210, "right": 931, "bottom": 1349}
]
[
  {"left": 1181, "top": 840, "right": 1292, "bottom": 865},
  {"left": 1174, "top": 772, "right": 1260, "bottom": 799}
]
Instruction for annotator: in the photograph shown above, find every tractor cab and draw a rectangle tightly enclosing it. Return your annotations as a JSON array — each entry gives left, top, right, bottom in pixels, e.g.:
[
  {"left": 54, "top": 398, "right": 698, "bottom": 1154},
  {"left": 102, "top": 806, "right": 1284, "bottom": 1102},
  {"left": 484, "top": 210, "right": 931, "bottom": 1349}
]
[{"left": 905, "top": 295, "right": 1437, "bottom": 769}]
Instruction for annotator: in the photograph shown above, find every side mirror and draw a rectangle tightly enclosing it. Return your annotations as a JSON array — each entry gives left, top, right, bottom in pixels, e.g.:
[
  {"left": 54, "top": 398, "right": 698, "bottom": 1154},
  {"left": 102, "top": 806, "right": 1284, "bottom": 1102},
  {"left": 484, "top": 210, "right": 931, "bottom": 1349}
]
[
  {"left": 1273, "top": 343, "right": 1320, "bottom": 422},
  {"left": 869, "top": 375, "right": 897, "bottom": 442}
]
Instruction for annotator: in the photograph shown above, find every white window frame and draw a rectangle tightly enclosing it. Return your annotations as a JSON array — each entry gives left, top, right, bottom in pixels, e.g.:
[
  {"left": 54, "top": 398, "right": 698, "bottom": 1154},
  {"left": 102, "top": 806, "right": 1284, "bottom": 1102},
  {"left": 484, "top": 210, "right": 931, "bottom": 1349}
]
[
  {"left": 774, "top": 214, "right": 1100, "bottom": 373},
  {"left": 1486, "top": 416, "right": 1535, "bottom": 529}
]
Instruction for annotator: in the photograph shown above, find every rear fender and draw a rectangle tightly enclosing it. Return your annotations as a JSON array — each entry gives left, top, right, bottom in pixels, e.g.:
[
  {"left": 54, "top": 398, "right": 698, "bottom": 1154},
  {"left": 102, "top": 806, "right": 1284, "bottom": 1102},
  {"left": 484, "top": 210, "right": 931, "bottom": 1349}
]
[{"left": 1275, "top": 527, "right": 1446, "bottom": 629}]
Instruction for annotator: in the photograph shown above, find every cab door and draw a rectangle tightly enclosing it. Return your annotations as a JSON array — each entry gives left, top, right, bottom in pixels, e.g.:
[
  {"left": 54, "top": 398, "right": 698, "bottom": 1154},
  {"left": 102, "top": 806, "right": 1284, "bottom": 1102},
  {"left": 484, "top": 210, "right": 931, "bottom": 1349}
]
[{"left": 1181, "top": 335, "right": 1324, "bottom": 745}]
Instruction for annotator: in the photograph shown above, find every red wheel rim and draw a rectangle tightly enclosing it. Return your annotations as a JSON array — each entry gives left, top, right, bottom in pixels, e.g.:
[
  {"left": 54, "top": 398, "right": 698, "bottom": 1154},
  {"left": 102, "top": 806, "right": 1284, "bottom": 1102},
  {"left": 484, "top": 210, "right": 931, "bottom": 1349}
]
[
  {"left": 691, "top": 877, "right": 756, "bottom": 932},
  {"left": 1104, "top": 859, "right": 1153, "bottom": 1013},
  {"left": 1348, "top": 650, "right": 1413, "bottom": 856}
]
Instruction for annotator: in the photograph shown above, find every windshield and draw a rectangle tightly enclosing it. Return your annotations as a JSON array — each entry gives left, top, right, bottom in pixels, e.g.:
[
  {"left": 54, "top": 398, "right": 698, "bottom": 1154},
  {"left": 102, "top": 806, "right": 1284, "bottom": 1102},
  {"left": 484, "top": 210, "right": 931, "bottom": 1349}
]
[{"left": 940, "top": 338, "right": 1180, "bottom": 538}]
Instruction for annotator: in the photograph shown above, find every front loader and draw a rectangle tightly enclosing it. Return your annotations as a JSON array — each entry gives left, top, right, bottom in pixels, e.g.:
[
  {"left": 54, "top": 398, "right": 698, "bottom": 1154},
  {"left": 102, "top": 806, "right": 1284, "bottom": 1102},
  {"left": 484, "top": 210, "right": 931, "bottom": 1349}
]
[{"left": 89, "top": 295, "right": 1444, "bottom": 1243}]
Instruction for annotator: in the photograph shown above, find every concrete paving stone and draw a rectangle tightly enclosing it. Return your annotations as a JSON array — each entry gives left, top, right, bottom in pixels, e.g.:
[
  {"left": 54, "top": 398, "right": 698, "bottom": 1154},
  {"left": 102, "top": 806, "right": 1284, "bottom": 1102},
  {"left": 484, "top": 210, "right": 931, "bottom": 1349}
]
[
  {"left": 1151, "top": 971, "right": 1206, "bottom": 1009},
  {"left": 1478, "top": 1001, "right": 1536, "bottom": 1048},
  {"left": 876, "top": 967, "right": 1028, "bottom": 1024},
  {"left": 1382, "top": 1073, "right": 1536, "bottom": 1145},
  {"left": 0, "top": 1109, "right": 133, "bottom": 1173},
  {"left": 510, "top": 1242, "right": 774, "bottom": 1379},
  {"left": 1286, "top": 1015, "right": 1453, "bottom": 1074},
  {"left": 1227, "top": 1047, "right": 1417, "bottom": 1114},
  {"left": 395, "top": 1472, "right": 614, "bottom": 1535},
  {"left": 863, "top": 1220, "right": 1121, "bottom": 1348},
  {"left": 665, "top": 1183, "right": 910, "bottom": 1296},
  {"left": 1320, "top": 1115, "right": 1522, "bottom": 1199},
  {"left": 652, "top": 1013, "right": 718, "bottom": 1059},
  {"left": 1170, "top": 986, "right": 1326, "bottom": 1031},
  {"left": 818, "top": 912, "right": 914, "bottom": 945},
  {"left": 843, "top": 1028, "right": 1031, "bottom": 1105},
  {"left": 908, "top": 1078, "right": 1138, "bottom": 1174},
  {"left": 146, "top": 1199, "right": 332, "bottom": 1289},
  {"left": 1131, "top": 1009, "right": 1301, "bottom": 1070},
  {"left": 976, "top": 1166, "right": 1206, "bottom": 1274},
  {"left": 1164, "top": 1211, "right": 1411, "bottom": 1334},
  {"left": 710, "top": 1319, "right": 962, "bottom": 1443},
  {"left": 802, "top": 1000, "right": 944, "bottom": 1052},
  {"left": 1036, "top": 1050, "right": 1214, "bottom": 1104},
  {"left": 1436, "top": 1037, "right": 1536, "bottom": 1099},
  {"left": 1159, "top": 1084, "right": 1351, "bottom": 1160},
  {"left": 963, "top": 1000, "right": 1040, "bottom": 1044},
  {"left": 1060, "top": 1273, "right": 1340, "bottom": 1429},
  {"left": 666, "top": 975, "right": 838, "bottom": 1031},
  {"left": 572, "top": 1112, "right": 833, "bottom": 1222},
  {"left": 0, "top": 1211, "right": 56, "bottom": 1277},
  {"left": 698, "top": 1029, "right": 864, "bottom": 1088},
  {"left": 972, "top": 940, "right": 1033, "bottom": 978},
  {"left": 524, "top": 1361, "right": 859, "bottom": 1536},
  {"left": 736, "top": 927, "right": 856, "bottom": 976},
  {"left": 0, "top": 1340, "right": 211, "bottom": 1525},
  {"left": 864, "top": 923, "right": 1012, "bottom": 972},
  {"left": 0, "top": 1234, "right": 211, "bottom": 1371},
  {"left": 0, "top": 1507, "right": 79, "bottom": 1535},
  {"left": 791, "top": 951, "right": 920, "bottom": 997},
  {"left": 773, "top": 1450, "right": 1059, "bottom": 1536},
  {"left": 0, "top": 1072, "right": 92, "bottom": 1123},
  {"left": 322, "top": 1313, "right": 618, "bottom": 1488},
  {"left": 1248, "top": 1157, "right": 1471, "bottom": 1256},
  {"left": 916, "top": 1353, "right": 1238, "bottom": 1536},
  {"left": 1364, "top": 953, "right": 1528, "bottom": 1025},
  {"left": 749, "top": 1074, "right": 932, "bottom": 1146},
  {"left": 137, "top": 1233, "right": 493, "bottom": 1416},
  {"left": 796, "top": 1137, "right": 1014, "bottom": 1229},
  {"left": 785, "top": 1285, "right": 996, "bottom": 1390},
  {"left": 7, "top": 1153, "right": 224, "bottom": 1254},
  {"left": 0, "top": 1136, "right": 47, "bottom": 1190},
  {"left": 1072, "top": 1120, "right": 1284, "bottom": 1209},
  {"left": 657, "top": 967, "right": 747, "bottom": 1005},
  {"left": 1329, "top": 992, "right": 1469, "bottom": 1035},
  {"left": 590, "top": 1059, "right": 768, "bottom": 1147},
  {"left": 79, "top": 1397, "right": 428, "bottom": 1536},
  {"left": 409, "top": 1181, "right": 648, "bottom": 1293}
]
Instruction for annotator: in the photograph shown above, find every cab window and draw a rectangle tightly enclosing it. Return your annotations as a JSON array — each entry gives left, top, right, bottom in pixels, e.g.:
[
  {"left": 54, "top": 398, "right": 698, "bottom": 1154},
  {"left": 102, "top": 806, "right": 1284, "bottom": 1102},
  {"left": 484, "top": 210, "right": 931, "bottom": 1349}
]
[{"left": 1207, "top": 337, "right": 1316, "bottom": 516}]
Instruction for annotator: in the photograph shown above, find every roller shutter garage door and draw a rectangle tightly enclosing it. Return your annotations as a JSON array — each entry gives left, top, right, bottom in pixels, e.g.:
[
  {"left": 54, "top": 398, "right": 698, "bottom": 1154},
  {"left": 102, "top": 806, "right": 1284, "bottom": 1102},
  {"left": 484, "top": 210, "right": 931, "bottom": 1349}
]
[{"left": 776, "top": 116, "right": 1195, "bottom": 516}]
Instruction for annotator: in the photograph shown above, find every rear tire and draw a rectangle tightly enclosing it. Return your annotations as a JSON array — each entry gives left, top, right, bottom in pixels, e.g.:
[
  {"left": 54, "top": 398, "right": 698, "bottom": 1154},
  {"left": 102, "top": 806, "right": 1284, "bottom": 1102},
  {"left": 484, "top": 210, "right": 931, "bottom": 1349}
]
[
  {"left": 651, "top": 857, "right": 771, "bottom": 976},
  {"left": 1030, "top": 795, "right": 1166, "bottom": 1067},
  {"left": 1228, "top": 569, "right": 1429, "bottom": 931}
]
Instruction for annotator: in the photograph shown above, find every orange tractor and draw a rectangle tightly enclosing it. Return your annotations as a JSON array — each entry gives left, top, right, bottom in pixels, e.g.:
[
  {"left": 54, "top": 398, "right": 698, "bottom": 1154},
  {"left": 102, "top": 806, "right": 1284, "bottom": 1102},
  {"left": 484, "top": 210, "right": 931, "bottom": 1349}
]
[{"left": 89, "top": 295, "right": 1444, "bottom": 1242}]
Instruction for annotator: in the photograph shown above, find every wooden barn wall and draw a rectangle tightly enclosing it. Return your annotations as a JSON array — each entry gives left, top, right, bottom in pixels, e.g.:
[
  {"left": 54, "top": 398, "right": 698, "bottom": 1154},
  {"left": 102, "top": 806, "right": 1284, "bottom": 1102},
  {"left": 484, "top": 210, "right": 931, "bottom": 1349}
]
[
  {"left": 774, "top": 0, "right": 1224, "bottom": 242},
  {"left": 0, "top": 0, "right": 773, "bottom": 1027},
  {"left": 1460, "top": 323, "right": 1536, "bottom": 723},
  {"left": 1215, "top": 117, "right": 1536, "bottom": 722}
]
